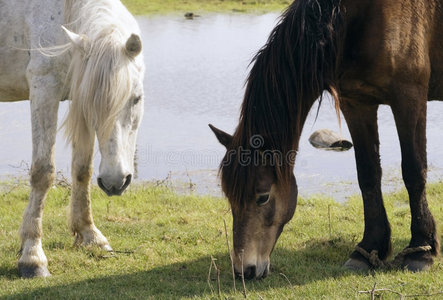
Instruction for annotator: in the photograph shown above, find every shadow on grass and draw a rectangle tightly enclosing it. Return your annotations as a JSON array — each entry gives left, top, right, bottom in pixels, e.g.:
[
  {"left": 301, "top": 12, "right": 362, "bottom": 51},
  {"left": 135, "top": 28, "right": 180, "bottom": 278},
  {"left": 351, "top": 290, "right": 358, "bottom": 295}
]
[
  {"left": 4, "top": 235, "right": 441, "bottom": 299},
  {"left": 3, "top": 238, "right": 364, "bottom": 299},
  {"left": 0, "top": 265, "right": 19, "bottom": 280}
]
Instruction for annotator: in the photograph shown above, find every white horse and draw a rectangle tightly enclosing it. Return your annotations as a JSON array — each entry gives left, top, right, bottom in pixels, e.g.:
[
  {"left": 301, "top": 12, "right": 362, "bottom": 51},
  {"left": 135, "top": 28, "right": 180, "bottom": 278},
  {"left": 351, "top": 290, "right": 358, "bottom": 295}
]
[{"left": 0, "top": 0, "right": 145, "bottom": 277}]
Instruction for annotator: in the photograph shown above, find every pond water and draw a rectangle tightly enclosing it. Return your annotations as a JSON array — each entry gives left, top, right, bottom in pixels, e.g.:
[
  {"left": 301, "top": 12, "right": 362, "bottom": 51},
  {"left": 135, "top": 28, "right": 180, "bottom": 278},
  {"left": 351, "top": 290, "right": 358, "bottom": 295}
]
[{"left": 0, "top": 13, "right": 442, "bottom": 200}]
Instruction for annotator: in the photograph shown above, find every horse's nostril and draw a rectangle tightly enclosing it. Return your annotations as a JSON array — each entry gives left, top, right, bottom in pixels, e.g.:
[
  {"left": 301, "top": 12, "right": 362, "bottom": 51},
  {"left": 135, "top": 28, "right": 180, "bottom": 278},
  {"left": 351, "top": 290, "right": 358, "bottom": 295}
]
[
  {"left": 97, "top": 177, "right": 112, "bottom": 196},
  {"left": 122, "top": 174, "right": 132, "bottom": 190},
  {"left": 235, "top": 265, "right": 257, "bottom": 280},
  {"left": 125, "top": 174, "right": 132, "bottom": 186},
  {"left": 115, "top": 174, "right": 132, "bottom": 195}
]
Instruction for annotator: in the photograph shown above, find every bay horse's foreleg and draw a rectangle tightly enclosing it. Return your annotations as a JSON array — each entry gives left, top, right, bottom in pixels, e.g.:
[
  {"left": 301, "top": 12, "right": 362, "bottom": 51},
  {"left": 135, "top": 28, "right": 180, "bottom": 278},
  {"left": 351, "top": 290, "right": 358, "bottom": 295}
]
[
  {"left": 391, "top": 85, "right": 439, "bottom": 271},
  {"left": 69, "top": 133, "right": 112, "bottom": 251},
  {"left": 18, "top": 75, "right": 60, "bottom": 278},
  {"left": 341, "top": 100, "right": 392, "bottom": 271}
]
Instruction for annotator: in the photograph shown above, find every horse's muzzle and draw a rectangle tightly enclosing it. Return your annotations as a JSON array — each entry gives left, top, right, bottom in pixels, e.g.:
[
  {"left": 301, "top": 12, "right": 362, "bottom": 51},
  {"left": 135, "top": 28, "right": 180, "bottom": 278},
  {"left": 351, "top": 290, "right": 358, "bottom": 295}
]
[
  {"left": 235, "top": 264, "right": 269, "bottom": 280},
  {"left": 98, "top": 174, "right": 132, "bottom": 196}
]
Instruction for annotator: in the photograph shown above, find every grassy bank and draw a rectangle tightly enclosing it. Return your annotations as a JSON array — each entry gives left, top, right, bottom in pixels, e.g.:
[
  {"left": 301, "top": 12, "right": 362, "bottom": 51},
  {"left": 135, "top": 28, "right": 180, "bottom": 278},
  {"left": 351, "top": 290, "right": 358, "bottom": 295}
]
[
  {"left": 121, "top": 0, "right": 290, "bottom": 15},
  {"left": 0, "top": 180, "right": 442, "bottom": 299}
]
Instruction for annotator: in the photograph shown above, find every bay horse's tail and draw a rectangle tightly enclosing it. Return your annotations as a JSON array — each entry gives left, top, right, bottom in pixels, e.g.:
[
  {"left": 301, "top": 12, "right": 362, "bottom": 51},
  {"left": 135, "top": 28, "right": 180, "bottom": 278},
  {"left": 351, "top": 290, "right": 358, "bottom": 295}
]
[{"left": 222, "top": 0, "right": 344, "bottom": 211}]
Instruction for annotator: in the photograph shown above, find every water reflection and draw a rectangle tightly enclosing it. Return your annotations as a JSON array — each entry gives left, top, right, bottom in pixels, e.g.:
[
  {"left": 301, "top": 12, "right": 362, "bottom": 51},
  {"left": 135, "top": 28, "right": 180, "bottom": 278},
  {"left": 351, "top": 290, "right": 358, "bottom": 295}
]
[{"left": 0, "top": 14, "right": 442, "bottom": 199}]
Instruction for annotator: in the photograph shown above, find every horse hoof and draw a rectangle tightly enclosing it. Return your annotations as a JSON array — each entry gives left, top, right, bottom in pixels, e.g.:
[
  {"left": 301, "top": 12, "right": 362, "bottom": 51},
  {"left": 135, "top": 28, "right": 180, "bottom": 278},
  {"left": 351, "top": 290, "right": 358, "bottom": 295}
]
[
  {"left": 19, "top": 264, "right": 51, "bottom": 278},
  {"left": 403, "top": 259, "right": 432, "bottom": 272},
  {"left": 344, "top": 258, "right": 370, "bottom": 271},
  {"left": 102, "top": 244, "right": 113, "bottom": 252}
]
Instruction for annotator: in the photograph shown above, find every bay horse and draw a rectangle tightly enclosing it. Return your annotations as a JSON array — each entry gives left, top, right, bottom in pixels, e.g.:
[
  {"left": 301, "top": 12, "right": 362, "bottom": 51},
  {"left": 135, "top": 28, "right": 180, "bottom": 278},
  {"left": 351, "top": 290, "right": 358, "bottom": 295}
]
[
  {"left": 0, "top": 0, "right": 145, "bottom": 277},
  {"left": 210, "top": 0, "right": 441, "bottom": 279}
]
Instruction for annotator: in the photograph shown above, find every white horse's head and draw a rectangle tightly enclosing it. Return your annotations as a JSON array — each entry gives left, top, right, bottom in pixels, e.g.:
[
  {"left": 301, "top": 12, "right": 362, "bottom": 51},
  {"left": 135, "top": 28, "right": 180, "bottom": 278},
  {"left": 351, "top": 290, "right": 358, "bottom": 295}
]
[{"left": 63, "top": 25, "right": 145, "bottom": 196}]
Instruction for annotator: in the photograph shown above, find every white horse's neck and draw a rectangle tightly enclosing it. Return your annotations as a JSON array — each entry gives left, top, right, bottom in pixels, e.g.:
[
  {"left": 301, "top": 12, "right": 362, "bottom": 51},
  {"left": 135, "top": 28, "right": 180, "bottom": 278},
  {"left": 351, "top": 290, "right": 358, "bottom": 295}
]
[{"left": 64, "top": 0, "right": 138, "bottom": 35}]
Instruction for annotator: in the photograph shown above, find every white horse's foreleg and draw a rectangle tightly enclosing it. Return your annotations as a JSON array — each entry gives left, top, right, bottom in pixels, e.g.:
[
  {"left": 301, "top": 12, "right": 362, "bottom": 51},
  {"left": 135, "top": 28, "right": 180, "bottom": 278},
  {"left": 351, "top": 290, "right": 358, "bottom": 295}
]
[
  {"left": 18, "top": 76, "right": 59, "bottom": 278},
  {"left": 69, "top": 134, "right": 112, "bottom": 251}
]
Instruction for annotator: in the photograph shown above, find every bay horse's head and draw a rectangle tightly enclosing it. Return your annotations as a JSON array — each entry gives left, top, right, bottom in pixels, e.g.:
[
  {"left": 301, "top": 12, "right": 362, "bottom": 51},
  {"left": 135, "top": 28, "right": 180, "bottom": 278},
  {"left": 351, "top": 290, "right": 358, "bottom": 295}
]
[
  {"left": 210, "top": 125, "right": 298, "bottom": 280},
  {"left": 62, "top": 26, "right": 145, "bottom": 196},
  {"left": 208, "top": 0, "right": 343, "bottom": 280}
]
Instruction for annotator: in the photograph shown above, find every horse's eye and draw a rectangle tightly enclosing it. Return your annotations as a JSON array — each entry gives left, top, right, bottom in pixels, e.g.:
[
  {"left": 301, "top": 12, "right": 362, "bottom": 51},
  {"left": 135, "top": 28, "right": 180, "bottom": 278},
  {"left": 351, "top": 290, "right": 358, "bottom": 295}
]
[
  {"left": 256, "top": 194, "right": 270, "bottom": 206},
  {"left": 133, "top": 96, "right": 141, "bottom": 105}
]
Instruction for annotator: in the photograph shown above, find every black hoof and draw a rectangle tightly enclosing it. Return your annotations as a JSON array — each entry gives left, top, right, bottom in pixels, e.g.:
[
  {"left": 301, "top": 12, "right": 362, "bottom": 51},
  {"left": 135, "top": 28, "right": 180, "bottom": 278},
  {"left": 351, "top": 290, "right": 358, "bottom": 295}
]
[
  {"left": 403, "top": 259, "right": 432, "bottom": 272},
  {"left": 400, "top": 247, "right": 434, "bottom": 272},
  {"left": 343, "top": 258, "right": 370, "bottom": 271},
  {"left": 19, "top": 264, "right": 51, "bottom": 278}
]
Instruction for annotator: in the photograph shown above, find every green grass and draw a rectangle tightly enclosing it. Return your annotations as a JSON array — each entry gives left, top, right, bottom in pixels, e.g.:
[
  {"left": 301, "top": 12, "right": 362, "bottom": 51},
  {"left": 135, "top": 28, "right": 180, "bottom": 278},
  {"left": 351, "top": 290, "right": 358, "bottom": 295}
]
[
  {"left": 0, "top": 180, "right": 442, "bottom": 299},
  {"left": 121, "top": 0, "right": 291, "bottom": 15}
]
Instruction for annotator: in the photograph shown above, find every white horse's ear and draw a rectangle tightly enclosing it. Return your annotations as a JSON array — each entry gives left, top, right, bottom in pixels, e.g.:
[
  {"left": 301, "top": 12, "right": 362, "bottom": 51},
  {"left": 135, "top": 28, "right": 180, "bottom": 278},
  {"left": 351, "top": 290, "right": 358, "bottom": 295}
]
[
  {"left": 125, "top": 34, "right": 142, "bottom": 58},
  {"left": 61, "top": 26, "right": 87, "bottom": 50}
]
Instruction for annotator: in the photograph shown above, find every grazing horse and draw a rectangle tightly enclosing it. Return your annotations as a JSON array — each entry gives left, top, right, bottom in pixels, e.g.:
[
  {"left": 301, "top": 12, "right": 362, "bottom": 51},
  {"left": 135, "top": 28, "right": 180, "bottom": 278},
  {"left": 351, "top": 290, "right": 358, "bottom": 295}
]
[
  {"left": 0, "top": 0, "right": 145, "bottom": 277},
  {"left": 210, "top": 0, "right": 441, "bottom": 279}
]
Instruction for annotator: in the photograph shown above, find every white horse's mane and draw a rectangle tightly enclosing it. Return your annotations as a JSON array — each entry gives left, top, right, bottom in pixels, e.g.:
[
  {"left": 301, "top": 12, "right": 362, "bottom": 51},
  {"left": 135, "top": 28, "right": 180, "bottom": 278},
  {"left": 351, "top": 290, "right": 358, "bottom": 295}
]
[{"left": 63, "top": 0, "right": 139, "bottom": 145}]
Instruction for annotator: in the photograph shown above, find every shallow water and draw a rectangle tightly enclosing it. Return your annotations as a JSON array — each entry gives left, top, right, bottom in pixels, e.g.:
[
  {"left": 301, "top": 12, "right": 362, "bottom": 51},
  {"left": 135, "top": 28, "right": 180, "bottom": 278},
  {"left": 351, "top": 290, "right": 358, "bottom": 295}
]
[{"left": 0, "top": 14, "right": 442, "bottom": 199}]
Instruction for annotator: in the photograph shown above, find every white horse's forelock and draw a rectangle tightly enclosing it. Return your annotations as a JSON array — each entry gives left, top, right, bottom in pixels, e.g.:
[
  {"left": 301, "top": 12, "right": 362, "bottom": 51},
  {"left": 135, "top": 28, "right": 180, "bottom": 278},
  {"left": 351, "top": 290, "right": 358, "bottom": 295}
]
[{"left": 63, "top": 0, "right": 140, "bottom": 146}]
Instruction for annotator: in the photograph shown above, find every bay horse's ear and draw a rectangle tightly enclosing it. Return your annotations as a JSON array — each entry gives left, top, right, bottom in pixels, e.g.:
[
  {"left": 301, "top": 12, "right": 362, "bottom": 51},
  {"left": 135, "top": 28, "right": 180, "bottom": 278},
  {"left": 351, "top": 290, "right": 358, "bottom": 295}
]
[
  {"left": 125, "top": 34, "right": 142, "bottom": 58},
  {"left": 209, "top": 124, "right": 233, "bottom": 148},
  {"left": 61, "top": 26, "right": 87, "bottom": 50}
]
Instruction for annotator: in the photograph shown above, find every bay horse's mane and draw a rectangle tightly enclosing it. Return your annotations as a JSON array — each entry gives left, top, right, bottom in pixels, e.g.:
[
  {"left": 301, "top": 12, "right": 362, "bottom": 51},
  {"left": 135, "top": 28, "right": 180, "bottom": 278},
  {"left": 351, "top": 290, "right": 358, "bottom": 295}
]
[{"left": 221, "top": 0, "right": 343, "bottom": 212}]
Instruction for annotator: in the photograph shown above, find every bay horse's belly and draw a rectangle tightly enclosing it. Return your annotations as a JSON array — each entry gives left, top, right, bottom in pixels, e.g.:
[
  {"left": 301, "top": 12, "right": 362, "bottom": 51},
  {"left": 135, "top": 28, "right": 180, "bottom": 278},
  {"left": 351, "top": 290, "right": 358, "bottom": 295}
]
[
  {"left": 428, "top": 44, "right": 443, "bottom": 101},
  {"left": 428, "top": 73, "right": 443, "bottom": 101}
]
